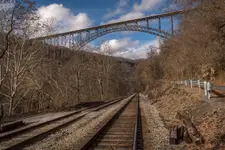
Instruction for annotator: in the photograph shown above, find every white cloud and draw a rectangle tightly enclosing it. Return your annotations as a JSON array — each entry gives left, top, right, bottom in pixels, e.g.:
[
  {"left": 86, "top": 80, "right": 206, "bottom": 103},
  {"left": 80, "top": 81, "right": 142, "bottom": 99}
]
[
  {"left": 103, "top": 0, "right": 165, "bottom": 24},
  {"left": 133, "top": 0, "right": 163, "bottom": 12},
  {"left": 104, "top": 0, "right": 129, "bottom": 19},
  {"left": 100, "top": 38, "right": 139, "bottom": 53},
  {"left": 99, "top": 38, "right": 160, "bottom": 59},
  {"left": 114, "top": 39, "right": 159, "bottom": 59},
  {"left": 37, "top": 4, "right": 92, "bottom": 33},
  {"left": 106, "top": 11, "right": 144, "bottom": 24},
  {"left": 117, "top": 0, "right": 129, "bottom": 8}
]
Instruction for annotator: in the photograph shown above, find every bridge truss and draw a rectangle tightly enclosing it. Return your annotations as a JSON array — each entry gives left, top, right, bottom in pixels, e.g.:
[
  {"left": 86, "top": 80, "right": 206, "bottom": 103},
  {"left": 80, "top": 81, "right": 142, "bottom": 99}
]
[{"left": 34, "top": 10, "right": 185, "bottom": 50}]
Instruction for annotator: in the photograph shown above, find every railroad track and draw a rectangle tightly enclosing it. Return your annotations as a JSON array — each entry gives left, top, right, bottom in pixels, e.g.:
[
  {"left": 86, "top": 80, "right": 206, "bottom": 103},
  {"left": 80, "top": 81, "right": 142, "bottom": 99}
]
[
  {"left": 79, "top": 94, "right": 143, "bottom": 150},
  {"left": 0, "top": 95, "right": 135, "bottom": 150}
]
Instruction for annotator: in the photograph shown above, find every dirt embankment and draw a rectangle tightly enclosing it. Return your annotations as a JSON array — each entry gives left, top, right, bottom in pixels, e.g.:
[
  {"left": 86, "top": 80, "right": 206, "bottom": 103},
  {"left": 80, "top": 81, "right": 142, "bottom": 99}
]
[{"left": 141, "top": 81, "right": 225, "bottom": 150}]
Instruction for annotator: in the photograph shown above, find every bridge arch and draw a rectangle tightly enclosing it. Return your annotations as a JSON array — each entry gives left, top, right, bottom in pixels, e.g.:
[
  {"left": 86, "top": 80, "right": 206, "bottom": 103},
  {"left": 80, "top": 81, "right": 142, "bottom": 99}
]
[
  {"left": 35, "top": 10, "right": 187, "bottom": 50},
  {"left": 75, "top": 25, "right": 170, "bottom": 49}
]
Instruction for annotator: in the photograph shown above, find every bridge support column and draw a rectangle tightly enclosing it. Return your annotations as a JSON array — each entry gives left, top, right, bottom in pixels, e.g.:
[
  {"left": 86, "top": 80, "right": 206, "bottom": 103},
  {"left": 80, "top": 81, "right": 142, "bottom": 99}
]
[
  {"left": 158, "top": 18, "right": 161, "bottom": 31},
  {"left": 63, "top": 36, "right": 65, "bottom": 47},
  {"left": 69, "top": 34, "right": 73, "bottom": 48},
  {"left": 54, "top": 38, "right": 57, "bottom": 46},
  {"left": 56, "top": 38, "right": 58, "bottom": 46},
  {"left": 147, "top": 20, "right": 149, "bottom": 28},
  {"left": 86, "top": 31, "right": 90, "bottom": 40},
  {"left": 72, "top": 34, "right": 75, "bottom": 48},
  {"left": 52, "top": 38, "right": 55, "bottom": 46},
  {"left": 171, "top": 16, "right": 174, "bottom": 35},
  {"left": 96, "top": 29, "right": 99, "bottom": 36},
  {"left": 60, "top": 36, "right": 62, "bottom": 47}
]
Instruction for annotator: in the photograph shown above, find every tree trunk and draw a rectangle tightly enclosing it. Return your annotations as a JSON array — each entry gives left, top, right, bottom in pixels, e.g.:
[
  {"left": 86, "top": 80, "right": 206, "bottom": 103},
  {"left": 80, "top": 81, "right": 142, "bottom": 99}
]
[
  {"left": 105, "top": 73, "right": 109, "bottom": 99},
  {"left": 0, "top": 104, "right": 4, "bottom": 132},
  {"left": 76, "top": 72, "right": 80, "bottom": 104},
  {"left": 98, "top": 79, "right": 104, "bottom": 101},
  {"left": 8, "top": 97, "right": 14, "bottom": 116}
]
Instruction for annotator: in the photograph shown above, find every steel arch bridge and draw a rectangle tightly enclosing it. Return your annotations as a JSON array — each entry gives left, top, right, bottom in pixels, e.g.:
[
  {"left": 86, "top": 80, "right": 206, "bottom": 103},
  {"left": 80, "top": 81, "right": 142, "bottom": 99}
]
[{"left": 34, "top": 10, "right": 185, "bottom": 50}]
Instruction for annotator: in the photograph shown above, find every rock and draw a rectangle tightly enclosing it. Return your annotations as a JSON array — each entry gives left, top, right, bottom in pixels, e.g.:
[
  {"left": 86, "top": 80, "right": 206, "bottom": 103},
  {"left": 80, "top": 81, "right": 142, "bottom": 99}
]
[
  {"left": 170, "top": 125, "right": 191, "bottom": 145},
  {"left": 170, "top": 125, "right": 178, "bottom": 144},
  {"left": 221, "top": 134, "right": 225, "bottom": 144},
  {"left": 178, "top": 126, "right": 184, "bottom": 139},
  {"left": 183, "top": 127, "right": 193, "bottom": 144},
  {"left": 176, "top": 112, "right": 204, "bottom": 145}
]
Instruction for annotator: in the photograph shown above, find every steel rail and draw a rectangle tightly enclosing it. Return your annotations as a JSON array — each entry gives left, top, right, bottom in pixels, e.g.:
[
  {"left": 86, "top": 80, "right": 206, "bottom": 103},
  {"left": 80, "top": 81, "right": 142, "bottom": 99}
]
[
  {"left": 0, "top": 96, "right": 123, "bottom": 141},
  {"left": 133, "top": 94, "right": 140, "bottom": 150},
  {"left": 79, "top": 94, "right": 138, "bottom": 150},
  {"left": 0, "top": 95, "right": 132, "bottom": 150}
]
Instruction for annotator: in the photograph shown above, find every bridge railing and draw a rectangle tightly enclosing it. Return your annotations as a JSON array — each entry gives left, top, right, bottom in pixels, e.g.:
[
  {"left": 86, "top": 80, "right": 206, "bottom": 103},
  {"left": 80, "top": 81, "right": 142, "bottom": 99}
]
[{"left": 175, "top": 80, "right": 225, "bottom": 100}]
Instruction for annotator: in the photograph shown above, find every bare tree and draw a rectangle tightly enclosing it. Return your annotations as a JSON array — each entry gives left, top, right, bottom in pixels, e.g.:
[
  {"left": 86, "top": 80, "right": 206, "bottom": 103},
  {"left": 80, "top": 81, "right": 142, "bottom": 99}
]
[
  {"left": 135, "top": 0, "right": 225, "bottom": 89},
  {"left": 94, "top": 42, "right": 117, "bottom": 100},
  {"left": 0, "top": 37, "right": 45, "bottom": 115},
  {"left": 69, "top": 54, "right": 88, "bottom": 104},
  {"left": 0, "top": 0, "right": 37, "bottom": 59},
  {"left": 0, "top": 0, "right": 54, "bottom": 115}
]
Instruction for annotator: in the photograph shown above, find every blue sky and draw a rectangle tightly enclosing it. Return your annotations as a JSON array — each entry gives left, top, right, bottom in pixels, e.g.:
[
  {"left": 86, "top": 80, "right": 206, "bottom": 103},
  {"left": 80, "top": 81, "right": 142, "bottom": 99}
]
[{"left": 35, "top": 0, "right": 175, "bottom": 59}]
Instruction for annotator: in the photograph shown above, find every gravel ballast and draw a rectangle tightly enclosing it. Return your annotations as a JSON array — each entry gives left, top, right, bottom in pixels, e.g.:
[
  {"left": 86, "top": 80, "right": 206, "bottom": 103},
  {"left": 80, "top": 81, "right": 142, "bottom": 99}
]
[
  {"left": 24, "top": 96, "right": 132, "bottom": 150},
  {"left": 140, "top": 94, "right": 169, "bottom": 150}
]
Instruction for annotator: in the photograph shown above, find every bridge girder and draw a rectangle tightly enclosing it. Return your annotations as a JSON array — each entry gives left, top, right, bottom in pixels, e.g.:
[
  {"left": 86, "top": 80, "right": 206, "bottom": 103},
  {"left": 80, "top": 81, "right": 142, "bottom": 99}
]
[
  {"left": 75, "top": 25, "right": 170, "bottom": 50},
  {"left": 34, "top": 10, "right": 185, "bottom": 50}
]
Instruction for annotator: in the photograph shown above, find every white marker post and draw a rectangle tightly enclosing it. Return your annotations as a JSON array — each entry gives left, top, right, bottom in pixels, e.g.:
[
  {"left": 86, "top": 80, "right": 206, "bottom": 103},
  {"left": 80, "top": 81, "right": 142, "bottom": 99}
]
[
  {"left": 207, "top": 82, "right": 212, "bottom": 100},
  {"left": 198, "top": 80, "right": 201, "bottom": 90},
  {"left": 204, "top": 81, "right": 207, "bottom": 97},
  {"left": 190, "top": 80, "right": 193, "bottom": 88}
]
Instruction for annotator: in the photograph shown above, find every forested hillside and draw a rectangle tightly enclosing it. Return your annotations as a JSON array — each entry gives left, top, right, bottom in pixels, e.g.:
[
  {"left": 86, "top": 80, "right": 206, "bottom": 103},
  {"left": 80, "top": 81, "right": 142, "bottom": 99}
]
[
  {"left": 2, "top": 0, "right": 225, "bottom": 117},
  {"left": 136, "top": 0, "right": 225, "bottom": 94},
  {"left": 0, "top": 37, "right": 137, "bottom": 116},
  {"left": 0, "top": 0, "right": 137, "bottom": 116}
]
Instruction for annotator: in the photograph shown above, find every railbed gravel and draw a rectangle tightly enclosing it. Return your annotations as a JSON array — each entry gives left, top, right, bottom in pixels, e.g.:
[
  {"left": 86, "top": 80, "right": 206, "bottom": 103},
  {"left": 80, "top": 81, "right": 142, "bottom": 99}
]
[
  {"left": 140, "top": 94, "right": 170, "bottom": 150},
  {"left": 24, "top": 97, "right": 131, "bottom": 150}
]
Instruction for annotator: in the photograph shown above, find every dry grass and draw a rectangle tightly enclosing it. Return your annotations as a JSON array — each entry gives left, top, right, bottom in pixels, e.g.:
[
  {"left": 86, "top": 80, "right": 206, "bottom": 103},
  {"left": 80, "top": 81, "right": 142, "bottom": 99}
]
[
  {"left": 150, "top": 83, "right": 199, "bottom": 127},
  {"left": 147, "top": 82, "right": 225, "bottom": 149},
  {"left": 197, "top": 113, "right": 225, "bottom": 149}
]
